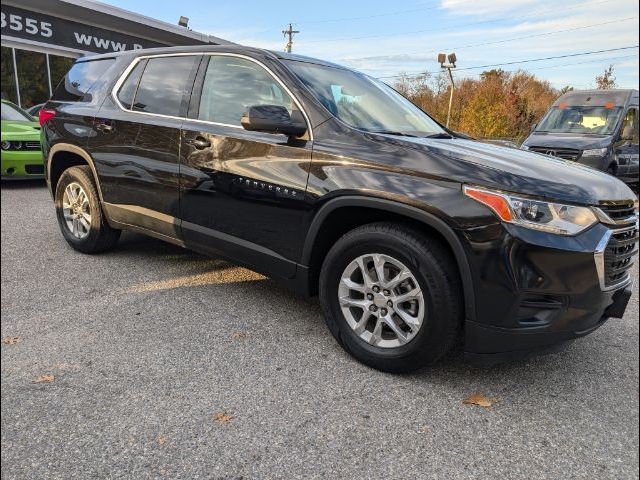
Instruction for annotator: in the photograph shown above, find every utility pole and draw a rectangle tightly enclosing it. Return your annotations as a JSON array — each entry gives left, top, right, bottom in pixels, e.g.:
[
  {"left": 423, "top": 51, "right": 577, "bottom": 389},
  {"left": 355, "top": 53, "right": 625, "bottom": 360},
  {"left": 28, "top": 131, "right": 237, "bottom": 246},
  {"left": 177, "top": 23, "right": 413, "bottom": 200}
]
[
  {"left": 437, "top": 52, "right": 457, "bottom": 128},
  {"left": 282, "top": 23, "right": 299, "bottom": 53}
]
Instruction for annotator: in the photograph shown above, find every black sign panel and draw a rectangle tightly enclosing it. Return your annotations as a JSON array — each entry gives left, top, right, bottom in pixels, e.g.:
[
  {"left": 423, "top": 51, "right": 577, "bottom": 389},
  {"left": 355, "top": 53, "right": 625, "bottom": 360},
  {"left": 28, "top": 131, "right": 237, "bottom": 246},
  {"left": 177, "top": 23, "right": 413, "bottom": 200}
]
[{"left": 1, "top": 5, "right": 167, "bottom": 54}]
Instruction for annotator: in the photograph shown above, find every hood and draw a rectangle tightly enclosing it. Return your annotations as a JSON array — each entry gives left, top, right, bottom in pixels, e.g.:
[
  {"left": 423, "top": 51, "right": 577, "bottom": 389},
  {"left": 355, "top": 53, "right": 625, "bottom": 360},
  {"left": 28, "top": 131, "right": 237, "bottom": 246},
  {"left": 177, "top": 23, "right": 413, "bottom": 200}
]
[
  {"left": 521, "top": 132, "right": 611, "bottom": 151},
  {"left": 374, "top": 135, "right": 633, "bottom": 205},
  {"left": 1, "top": 120, "right": 41, "bottom": 139}
]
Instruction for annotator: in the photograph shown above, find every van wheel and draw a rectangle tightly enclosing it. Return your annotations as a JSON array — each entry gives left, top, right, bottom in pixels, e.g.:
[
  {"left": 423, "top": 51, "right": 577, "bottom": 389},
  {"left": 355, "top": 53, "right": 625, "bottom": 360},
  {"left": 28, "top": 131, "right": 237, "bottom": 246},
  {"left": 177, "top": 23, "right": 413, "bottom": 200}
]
[
  {"left": 55, "top": 166, "right": 120, "bottom": 253},
  {"left": 319, "top": 222, "right": 463, "bottom": 373}
]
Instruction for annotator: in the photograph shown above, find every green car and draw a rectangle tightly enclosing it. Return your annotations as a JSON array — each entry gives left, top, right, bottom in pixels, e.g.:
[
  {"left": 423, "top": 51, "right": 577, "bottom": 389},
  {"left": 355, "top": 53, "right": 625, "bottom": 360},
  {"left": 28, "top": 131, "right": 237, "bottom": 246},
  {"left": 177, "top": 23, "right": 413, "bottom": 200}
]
[{"left": 1, "top": 100, "right": 44, "bottom": 179}]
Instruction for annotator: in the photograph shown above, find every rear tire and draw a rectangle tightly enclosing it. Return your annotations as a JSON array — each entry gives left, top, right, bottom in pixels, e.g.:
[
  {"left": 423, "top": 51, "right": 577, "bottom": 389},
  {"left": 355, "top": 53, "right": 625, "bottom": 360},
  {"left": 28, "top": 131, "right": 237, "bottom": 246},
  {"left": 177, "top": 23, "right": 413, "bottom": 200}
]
[
  {"left": 55, "top": 165, "right": 120, "bottom": 253},
  {"left": 319, "top": 222, "right": 463, "bottom": 373}
]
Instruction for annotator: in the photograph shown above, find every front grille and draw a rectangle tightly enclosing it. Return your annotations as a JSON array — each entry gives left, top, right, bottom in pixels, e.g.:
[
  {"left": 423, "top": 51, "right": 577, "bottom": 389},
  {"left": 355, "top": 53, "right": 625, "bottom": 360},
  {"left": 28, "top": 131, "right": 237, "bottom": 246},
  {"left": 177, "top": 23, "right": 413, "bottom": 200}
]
[
  {"left": 599, "top": 202, "right": 636, "bottom": 222},
  {"left": 24, "top": 164, "right": 44, "bottom": 175},
  {"left": 24, "top": 141, "right": 41, "bottom": 151},
  {"left": 603, "top": 226, "right": 638, "bottom": 288},
  {"left": 529, "top": 146, "right": 582, "bottom": 161}
]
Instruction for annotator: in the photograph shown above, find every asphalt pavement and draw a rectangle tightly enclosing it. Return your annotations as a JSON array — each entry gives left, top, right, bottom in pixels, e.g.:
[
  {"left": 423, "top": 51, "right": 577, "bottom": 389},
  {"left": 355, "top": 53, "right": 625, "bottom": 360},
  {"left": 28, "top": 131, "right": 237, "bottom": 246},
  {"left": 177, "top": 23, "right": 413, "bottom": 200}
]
[{"left": 1, "top": 180, "right": 638, "bottom": 480}]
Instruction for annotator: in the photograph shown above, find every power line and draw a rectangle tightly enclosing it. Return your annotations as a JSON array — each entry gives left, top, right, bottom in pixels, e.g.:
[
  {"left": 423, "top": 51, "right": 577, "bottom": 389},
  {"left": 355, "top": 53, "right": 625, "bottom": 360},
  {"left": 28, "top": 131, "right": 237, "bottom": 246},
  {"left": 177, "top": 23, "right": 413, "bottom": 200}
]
[
  {"left": 446, "top": 16, "right": 637, "bottom": 52},
  {"left": 454, "top": 46, "right": 640, "bottom": 72},
  {"left": 248, "top": 3, "right": 441, "bottom": 34},
  {"left": 291, "top": 3, "right": 442, "bottom": 25},
  {"left": 349, "top": 16, "right": 638, "bottom": 63},
  {"left": 527, "top": 54, "right": 638, "bottom": 73},
  {"left": 298, "top": 0, "right": 616, "bottom": 44},
  {"left": 428, "top": 53, "right": 638, "bottom": 80},
  {"left": 377, "top": 45, "right": 640, "bottom": 79}
]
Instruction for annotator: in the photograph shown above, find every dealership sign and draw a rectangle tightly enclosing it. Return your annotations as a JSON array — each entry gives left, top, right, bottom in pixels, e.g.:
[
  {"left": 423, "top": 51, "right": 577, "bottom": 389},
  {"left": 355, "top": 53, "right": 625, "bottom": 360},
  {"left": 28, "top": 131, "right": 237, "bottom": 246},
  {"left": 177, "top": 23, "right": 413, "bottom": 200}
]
[{"left": 1, "top": 5, "right": 166, "bottom": 53}]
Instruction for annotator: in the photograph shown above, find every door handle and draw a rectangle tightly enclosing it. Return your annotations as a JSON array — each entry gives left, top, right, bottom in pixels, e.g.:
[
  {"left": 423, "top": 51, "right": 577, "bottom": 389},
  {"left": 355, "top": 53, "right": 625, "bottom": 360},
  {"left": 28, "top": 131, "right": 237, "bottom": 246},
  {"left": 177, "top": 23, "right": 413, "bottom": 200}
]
[{"left": 186, "top": 136, "right": 211, "bottom": 149}]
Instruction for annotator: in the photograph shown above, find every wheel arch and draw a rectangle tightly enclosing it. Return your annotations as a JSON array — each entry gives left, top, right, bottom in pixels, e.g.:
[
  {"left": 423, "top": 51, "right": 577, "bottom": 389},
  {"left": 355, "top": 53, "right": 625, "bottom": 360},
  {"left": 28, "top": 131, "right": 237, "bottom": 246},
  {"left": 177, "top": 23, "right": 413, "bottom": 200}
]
[
  {"left": 301, "top": 196, "right": 476, "bottom": 321},
  {"left": 48, "top": 143, "right": 103, "bottom": 202}
]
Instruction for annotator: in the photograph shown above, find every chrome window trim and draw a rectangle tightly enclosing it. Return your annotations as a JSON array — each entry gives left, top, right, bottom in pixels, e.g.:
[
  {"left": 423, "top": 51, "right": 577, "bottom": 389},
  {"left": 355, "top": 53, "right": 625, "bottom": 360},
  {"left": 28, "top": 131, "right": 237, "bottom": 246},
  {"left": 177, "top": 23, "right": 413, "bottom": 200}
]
[
  {"left": 110, "top": 52, "right": 314, "bottom": 141},
  {"left": 594, "top": 222, "right": 638, "bottom": 291}
]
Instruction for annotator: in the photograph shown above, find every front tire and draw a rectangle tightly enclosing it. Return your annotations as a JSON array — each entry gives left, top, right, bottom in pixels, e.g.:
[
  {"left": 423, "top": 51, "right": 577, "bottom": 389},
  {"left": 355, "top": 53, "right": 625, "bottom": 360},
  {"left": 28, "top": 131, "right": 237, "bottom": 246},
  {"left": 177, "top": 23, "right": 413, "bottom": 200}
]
[
  {"left": 319, "top": 222, "right": 463, "bottom": 373},
  {"left": 55, "top": 165, "right": 120, "bottom": 253}
]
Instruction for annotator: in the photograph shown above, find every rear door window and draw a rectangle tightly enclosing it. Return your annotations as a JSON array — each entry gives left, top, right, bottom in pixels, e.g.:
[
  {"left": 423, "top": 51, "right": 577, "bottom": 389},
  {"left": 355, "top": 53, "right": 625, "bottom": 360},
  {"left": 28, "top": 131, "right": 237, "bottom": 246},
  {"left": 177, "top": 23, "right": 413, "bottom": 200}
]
[
  {"left": 130, "top": 56, "right": 200, "bottom": 117},
  {"left": 51, "top": 58, "right": 115, "bottom": 102}
]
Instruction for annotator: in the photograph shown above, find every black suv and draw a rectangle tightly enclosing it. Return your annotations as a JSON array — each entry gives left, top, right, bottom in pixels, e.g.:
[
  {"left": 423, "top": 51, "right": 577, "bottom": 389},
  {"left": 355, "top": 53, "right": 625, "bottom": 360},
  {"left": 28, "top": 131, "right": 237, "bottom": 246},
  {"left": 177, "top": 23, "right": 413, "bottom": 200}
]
[{"left": 41, "top": 46, "right": 638, "bottom": 372}]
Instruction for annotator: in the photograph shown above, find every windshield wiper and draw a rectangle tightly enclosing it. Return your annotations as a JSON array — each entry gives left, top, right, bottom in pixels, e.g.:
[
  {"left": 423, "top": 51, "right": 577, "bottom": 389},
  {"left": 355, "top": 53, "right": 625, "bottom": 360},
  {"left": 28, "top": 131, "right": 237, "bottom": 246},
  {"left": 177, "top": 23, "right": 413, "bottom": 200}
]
[
  {"left": 367, "top": 130, "right": 419, "bottom": 137},
  {"left": 366, "top": 130, "right": 453, "bottom": 139},
  {"left": 423, "top": 132, "right": 453, "bottom": 139}
]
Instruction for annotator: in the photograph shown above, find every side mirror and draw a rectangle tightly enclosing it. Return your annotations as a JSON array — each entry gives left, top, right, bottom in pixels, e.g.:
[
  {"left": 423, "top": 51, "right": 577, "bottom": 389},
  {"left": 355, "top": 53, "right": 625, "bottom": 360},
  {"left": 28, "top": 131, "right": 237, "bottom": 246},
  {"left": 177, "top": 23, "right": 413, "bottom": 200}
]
[
  {"left": 241, "top": 105, "right": 307, "bottom": 138},
  {"left": 620, "top": 124, "right": 634, "bottom": 141}
]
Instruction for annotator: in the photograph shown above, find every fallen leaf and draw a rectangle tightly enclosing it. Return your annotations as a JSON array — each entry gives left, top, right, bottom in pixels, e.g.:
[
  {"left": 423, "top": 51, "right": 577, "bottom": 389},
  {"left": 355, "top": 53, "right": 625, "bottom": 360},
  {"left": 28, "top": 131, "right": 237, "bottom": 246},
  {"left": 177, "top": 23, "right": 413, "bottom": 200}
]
[
  {"left": 462, "top": 393, "right": 498, "bottom": 408},
  {"left": 231, "top": 331, "right": 246, "bottom": 339},
  {"left": 32, "top": 374, "right": 55, "bottom": 384},
  {"left": 212, "top": 411, "right": 233, "bottom": 423},
  {"left": 158, "top": 435, "right": 167, "bottom": 445},
  {"left": 417, "top": 425, "right": 430, "bottom": 434},
  {"left": 2, "top": 336, "right": 21, "bottom": 345}
]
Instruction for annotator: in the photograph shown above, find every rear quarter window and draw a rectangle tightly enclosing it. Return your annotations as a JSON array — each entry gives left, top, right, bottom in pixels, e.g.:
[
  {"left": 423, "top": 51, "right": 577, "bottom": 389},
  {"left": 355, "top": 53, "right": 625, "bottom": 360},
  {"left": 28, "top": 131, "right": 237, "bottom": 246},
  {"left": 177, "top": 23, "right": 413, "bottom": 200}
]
[
  {"left": 51, "top": 58, "right": 115, "bottom": 102},
  {"left": 117, "top": 60, "right": 147, "bottom": 109},
  {"left": 128, "top": 55, "right": 200, "bottom": 117}
]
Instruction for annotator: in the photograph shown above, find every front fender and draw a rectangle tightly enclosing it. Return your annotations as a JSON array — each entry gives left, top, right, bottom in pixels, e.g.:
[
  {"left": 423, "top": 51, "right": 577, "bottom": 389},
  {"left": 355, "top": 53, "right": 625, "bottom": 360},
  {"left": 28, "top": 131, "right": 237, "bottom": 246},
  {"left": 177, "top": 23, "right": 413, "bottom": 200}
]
[{"left": 301, "top": 194, "right": 477, "bottom": 321}]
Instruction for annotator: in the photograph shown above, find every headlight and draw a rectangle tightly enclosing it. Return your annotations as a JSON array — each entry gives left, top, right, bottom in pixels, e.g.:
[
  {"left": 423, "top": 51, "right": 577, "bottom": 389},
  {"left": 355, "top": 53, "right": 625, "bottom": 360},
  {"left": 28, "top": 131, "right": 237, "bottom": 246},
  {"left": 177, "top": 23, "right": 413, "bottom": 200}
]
[
  {"left": 1, "top": 141, "right": 10, "bottom": 150},
  {"left": 464, "top": 186, "right": 597, "bottom": 235},
  {"left": 582, "top": 147, "right": 608, "bottom": 157}
]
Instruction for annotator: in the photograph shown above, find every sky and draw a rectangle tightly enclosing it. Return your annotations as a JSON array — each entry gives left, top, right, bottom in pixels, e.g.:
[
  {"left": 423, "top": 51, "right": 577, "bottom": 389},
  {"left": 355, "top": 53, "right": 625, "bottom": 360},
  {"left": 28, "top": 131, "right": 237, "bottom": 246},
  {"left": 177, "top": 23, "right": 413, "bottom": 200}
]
[{"left": 104, "top": 0, "right": 639, "bottom": 89}]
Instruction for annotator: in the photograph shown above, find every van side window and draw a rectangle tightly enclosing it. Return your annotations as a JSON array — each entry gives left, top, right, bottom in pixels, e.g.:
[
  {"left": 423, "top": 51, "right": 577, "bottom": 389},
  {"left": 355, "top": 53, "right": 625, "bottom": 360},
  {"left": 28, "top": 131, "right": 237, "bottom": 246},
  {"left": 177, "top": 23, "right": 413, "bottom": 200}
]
[
  {"left": 621, "top": 107, "right": 639, "bottom": 143},
  {"left": 131, "top": 56, "right": 200, "bottom": 117},
  {"left": 116, "top": 60, "right": 146, "bottom": 110},
  {"left": 196, "top": 56, "right": 294, "bottom": 126},
  {"left": 51, "top": 58, "right": 115, "bottom": 102}
]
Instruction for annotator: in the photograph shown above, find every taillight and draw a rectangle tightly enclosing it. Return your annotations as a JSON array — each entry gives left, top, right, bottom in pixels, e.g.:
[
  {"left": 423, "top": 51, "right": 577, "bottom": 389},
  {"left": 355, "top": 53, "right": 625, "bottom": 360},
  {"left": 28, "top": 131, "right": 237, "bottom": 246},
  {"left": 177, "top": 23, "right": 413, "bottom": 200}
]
[{"left": 39, "top": 109, "right": 56, "bottom": 126}]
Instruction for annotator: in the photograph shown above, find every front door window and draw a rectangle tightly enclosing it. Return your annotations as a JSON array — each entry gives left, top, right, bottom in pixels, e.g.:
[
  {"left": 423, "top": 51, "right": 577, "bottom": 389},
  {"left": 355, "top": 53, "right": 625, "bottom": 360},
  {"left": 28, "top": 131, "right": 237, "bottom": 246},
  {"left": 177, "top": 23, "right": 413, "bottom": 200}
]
[{"left": 196, "top": 56, "right": 295, "bottom": 126}]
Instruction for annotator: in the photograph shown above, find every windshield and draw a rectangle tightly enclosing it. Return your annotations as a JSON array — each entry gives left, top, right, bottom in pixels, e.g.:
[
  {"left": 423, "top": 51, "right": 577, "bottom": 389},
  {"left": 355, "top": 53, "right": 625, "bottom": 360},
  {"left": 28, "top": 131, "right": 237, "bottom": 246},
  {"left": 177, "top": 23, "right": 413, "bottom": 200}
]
[
  {"left": 1, "top": 102, "right": 33, "bottom": 122},
  {"left": 536, "top": 105, "right": 623, "bottom": 135},
  {"left": 285, "top": 60, "right": 446, "bottom": 135}
]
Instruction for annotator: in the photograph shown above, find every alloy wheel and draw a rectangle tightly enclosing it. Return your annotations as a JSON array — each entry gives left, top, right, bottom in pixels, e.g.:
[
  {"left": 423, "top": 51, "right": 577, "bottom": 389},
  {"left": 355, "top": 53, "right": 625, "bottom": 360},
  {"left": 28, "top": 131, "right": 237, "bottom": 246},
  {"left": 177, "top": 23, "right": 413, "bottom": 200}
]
[
  {"left": 62, "top": 182, "right": 92, "bottom": 240},
  {"left": 338, "top": 253, "right": 425, "bottom": 348}
]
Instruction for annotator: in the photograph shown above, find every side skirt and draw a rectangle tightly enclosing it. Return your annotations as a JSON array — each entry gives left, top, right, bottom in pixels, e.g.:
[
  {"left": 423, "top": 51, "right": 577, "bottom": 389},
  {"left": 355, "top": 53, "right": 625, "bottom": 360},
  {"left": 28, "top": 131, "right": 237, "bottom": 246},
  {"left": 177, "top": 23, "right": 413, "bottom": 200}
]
[{"left": 102, "top": 202, "right": 310, "bottom": 295}]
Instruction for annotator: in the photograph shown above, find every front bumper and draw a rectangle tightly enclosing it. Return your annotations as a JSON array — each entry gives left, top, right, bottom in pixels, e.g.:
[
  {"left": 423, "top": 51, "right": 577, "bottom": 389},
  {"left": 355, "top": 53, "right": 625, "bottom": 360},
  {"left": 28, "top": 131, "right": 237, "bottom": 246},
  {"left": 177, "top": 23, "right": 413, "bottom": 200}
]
[
  {"left": 465, "top": 287, "right": 632, "bottom": 365},
  {"left": 1, "top": 150, "right": 45, "bottom": 178},
  {"left": 461, "top": 220, "right": 638, "bottom": 364},
  {"left": 616, "top": 162, "right": 639, "bottom": 183}
]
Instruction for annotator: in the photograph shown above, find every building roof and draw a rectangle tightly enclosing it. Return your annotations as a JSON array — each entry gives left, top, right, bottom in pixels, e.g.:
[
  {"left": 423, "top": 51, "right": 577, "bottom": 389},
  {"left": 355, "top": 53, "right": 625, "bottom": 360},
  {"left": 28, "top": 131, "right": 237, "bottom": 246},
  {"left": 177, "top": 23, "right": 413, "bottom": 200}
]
[{"left": 3, "top": 0, "right": 231, "bottom": 47}]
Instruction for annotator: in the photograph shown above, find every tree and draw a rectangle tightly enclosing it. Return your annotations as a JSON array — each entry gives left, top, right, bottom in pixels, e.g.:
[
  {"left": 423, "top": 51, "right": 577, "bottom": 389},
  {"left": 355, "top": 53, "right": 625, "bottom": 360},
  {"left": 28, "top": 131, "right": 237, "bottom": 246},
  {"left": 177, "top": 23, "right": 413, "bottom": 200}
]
[
  {"left": 595, "top": 65, "right": 617, "bottom": 90},
  {"left": 393, "top": 68, "right": 560, "bottom": 140}
]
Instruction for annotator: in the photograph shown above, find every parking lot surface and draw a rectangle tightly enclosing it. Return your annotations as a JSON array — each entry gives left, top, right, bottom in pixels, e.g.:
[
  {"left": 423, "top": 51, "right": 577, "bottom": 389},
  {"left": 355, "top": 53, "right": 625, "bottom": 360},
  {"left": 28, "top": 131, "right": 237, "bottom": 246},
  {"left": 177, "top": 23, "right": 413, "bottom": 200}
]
[{"left": 1, "top": 180, "right": 638, "bottom": 480}]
